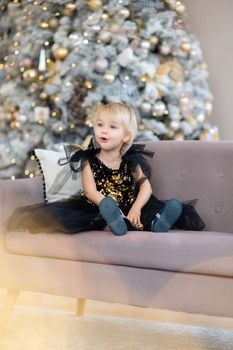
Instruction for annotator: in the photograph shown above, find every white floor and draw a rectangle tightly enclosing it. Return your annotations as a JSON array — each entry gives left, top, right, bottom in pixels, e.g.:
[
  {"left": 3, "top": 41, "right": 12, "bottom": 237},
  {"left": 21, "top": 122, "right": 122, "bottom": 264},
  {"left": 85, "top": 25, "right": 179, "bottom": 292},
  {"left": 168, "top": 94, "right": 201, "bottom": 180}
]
[{"left": 0, "top": 288, "right": 233, "bottom": 350}]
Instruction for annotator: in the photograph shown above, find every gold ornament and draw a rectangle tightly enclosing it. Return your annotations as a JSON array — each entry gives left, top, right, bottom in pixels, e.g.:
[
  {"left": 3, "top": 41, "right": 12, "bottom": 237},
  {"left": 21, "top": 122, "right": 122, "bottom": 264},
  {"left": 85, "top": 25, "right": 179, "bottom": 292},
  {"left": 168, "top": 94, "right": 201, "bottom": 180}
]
[
  {"left": 180, "top": 38, "right": 191, "bottom": 53},
  {"left": 164, "top": 0, "right": 176, "bottom": 10},
  {"left": 23, "top": 68, "right": 38, "bottom": 83},
  {"left": 170, "top": 120, "right": 180, "bottom": 131},
  {"left": 200, "top": 61, "right": 208, "bottom": 69},
  {"left": 174, "top": 132, "right": 185, "bottom": 141},
  {"left": 46, "top": 60, "right": 57, "bottom": 84},
  {"left": 97, "top": 30, "right": 112, "bottom": 43},
  {"left": 199, "top": 130, "right": 209, "bottom": 141},
  {"left": 87, "top": 0, "right": 102, "bottom": 11},
  {"left": 40, "top": 21, "right": 49, "bottom": 29},
  {"left": 119, "top": 7, "right": 130, "bottom": 19},
  {"left": 110, "top": 23, "right": 120, "bottom": 32},
  {"left": 40, "top": 92, "right": 48, "bottom": 100},
  {"left": 176, "top": 2, "right": 186, "bottom": 15},
  {"left": 156, "top": 61, "right": 184, "bottom": 84},
  {"left": 53, "top": 47, "right": 69, "bottom": 61},
  {"left": 102, "top": 12, "right": 109, "bottom": 20},
  {"left": 64, "top": 3, "right": 76, "bottom": 16},
  {"left": 149, "top": 35, "right": 159, "bottom": 46},
  {"left": 10, "top": 121, "right": 20, "bottom": 128},
  {"left": 84, "top": 80, "right": 93, "bottom": 89},
  {"left": 140, "top": 74, "right": 152, "bottom": 83},
  {"left": 49, "top": 18, "right": 59, "bottom": 28}
]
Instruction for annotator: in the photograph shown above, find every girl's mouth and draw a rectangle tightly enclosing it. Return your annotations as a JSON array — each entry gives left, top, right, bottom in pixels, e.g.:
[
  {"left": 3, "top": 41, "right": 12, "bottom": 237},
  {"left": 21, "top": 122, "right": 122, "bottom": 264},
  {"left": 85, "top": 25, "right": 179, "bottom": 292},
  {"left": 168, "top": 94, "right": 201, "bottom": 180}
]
[{"left": 100, "top": 137, "right": 108, "bottom": 142}]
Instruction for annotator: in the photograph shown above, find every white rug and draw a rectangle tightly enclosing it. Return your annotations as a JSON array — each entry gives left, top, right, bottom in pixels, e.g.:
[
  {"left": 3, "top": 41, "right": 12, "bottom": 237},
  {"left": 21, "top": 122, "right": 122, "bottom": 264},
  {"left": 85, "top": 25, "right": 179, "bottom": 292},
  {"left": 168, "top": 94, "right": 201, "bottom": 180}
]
[{"left": 0, "top": 306, "right": 233, "bottom": 350}]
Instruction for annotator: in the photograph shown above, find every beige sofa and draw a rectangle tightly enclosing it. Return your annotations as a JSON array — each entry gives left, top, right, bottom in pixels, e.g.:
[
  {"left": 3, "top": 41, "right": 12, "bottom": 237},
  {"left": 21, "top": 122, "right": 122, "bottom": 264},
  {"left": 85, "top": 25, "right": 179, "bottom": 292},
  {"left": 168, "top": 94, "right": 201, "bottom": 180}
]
[{"left": 1, "top": 141, "right": 233, "bottom": 325}]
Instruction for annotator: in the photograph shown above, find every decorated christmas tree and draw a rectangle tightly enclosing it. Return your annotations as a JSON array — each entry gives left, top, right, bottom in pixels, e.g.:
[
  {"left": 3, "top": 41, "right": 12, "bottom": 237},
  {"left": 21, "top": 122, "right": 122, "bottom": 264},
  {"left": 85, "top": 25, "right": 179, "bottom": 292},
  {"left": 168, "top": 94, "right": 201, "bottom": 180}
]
[{"left": 0, "top": 0, "right": 218, "bottom": 179}]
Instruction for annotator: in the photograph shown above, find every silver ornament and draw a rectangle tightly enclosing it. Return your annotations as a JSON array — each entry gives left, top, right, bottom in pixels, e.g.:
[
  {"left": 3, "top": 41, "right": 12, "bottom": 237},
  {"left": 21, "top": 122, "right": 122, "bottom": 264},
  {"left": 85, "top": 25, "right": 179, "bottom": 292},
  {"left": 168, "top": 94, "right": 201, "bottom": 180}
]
[
  {"left": 141, "top": 102, "right": 152, "bottom": 115},
  {"left": 152, "top": 101, "right": 166, "bottom": 117},
  {"left": 160, "top": 42, "right": 171, "bottom": 56},
  {"left": 95, "top": 58, "right": 109, "bottom": 73},
  {"left": 170, "top": 120, "right": 180, "bottom": 131}
]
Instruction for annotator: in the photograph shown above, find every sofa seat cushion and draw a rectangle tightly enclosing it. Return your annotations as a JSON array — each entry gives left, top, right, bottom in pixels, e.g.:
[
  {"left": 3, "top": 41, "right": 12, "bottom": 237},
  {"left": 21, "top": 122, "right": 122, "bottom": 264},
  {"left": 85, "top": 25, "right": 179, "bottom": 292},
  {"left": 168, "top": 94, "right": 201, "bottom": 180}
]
[{"left": 6, "top": 230, "right": 233, "bottom": 277}]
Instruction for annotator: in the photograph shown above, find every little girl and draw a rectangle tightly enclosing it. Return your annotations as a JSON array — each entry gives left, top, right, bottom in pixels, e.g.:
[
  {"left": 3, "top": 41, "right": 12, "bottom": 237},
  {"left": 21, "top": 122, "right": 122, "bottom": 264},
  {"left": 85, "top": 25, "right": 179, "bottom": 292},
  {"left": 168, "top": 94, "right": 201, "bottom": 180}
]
[{"left": 6, "top": 103, "right": 204, "bottom": 235}]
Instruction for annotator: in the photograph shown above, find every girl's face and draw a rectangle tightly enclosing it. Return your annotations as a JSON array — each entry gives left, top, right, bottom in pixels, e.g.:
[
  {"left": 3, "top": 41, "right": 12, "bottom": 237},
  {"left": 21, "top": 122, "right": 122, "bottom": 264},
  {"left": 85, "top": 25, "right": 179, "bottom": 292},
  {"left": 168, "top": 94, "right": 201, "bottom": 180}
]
[{"left": 94, "top": 112, "right": 130, "bottom": 152}]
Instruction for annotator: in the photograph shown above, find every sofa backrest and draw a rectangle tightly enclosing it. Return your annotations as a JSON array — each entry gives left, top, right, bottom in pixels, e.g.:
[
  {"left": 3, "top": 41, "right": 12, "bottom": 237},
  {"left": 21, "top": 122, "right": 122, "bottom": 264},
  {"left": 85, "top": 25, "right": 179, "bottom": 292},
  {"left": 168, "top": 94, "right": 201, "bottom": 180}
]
[
  {"left": 1, "top": 141, "right": 233, "bottom": 233},
  {"left": 145, "top": 141, "right": 233, "bottom": 233},
  {"left": 0, "top": 176, "right": 44, "bottom": 226}
]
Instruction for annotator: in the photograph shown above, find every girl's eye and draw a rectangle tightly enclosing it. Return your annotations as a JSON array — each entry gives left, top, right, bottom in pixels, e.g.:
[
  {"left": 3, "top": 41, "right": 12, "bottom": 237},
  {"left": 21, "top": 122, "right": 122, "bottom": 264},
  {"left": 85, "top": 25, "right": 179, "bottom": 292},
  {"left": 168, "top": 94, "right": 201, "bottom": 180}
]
[
  {"left": 110, "top": 125, "right": 117, "bottom": 129},
  {"left": 97, "top": 122, "right": 102, "bottom": 127}
]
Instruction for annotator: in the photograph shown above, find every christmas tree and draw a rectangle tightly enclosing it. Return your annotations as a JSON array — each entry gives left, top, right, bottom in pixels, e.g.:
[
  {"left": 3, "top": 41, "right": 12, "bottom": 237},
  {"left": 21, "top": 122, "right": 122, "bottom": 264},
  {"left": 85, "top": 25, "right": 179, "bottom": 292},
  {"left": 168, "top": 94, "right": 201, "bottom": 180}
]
[{"left": 0, "top": 0, "right": 218, "bottom": 179}]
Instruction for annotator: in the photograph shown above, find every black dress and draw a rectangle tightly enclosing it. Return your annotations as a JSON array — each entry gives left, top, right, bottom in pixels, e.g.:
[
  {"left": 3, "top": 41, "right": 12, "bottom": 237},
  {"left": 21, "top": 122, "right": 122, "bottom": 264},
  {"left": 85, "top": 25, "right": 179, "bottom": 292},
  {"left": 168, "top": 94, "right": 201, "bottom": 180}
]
[{"left": 5, "top": 143, "right": 205, "bottom": 234}]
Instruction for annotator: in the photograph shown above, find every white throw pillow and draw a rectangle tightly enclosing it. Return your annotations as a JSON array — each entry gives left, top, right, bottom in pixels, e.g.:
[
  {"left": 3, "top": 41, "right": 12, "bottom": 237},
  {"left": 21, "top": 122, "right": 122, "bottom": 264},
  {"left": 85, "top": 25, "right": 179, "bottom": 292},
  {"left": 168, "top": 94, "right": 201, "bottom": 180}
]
[{"left": 34, "top": 148, "right": 83, "bottom": 203}]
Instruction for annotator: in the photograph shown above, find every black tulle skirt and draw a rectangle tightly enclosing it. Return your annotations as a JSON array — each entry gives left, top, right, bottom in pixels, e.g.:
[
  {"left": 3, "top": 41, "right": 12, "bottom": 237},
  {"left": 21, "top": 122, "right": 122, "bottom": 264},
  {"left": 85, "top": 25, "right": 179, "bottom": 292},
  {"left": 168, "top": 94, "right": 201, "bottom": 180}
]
[{"left": 5, "top": 195, "right": 205, "bottom": 234}]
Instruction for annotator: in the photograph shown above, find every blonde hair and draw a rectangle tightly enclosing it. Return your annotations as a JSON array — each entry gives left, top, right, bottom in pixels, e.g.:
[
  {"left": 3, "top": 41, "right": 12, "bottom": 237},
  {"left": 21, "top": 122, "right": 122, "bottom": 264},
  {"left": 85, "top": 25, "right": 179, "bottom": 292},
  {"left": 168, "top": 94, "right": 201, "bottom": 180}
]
[{"left": 93, "top": 102, "right": 138, "bottom": 155}]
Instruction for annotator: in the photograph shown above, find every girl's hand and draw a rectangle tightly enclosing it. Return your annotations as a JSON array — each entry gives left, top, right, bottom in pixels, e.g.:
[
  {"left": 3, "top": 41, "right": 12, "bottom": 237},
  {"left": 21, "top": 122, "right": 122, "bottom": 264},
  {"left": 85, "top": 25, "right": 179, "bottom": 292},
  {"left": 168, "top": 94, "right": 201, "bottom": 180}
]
[{"left": 127, "top": 205, "right": 143, "bottom": 229}]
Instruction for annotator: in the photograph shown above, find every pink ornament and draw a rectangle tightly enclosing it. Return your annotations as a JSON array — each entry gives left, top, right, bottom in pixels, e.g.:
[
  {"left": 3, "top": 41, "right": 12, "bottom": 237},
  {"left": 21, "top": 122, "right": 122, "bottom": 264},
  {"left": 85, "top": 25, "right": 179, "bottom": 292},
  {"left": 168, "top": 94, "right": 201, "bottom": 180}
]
[{"left": 21, "top": 57, "right": 33, "bottom": 69}]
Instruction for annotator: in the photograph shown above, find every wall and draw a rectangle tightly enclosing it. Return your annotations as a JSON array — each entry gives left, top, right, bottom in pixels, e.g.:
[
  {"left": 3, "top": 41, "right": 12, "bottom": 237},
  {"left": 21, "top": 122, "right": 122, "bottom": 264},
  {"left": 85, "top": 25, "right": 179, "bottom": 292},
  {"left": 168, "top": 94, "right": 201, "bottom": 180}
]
[{"left": 183, "top": 0, "right": 233, "bottom": 140}]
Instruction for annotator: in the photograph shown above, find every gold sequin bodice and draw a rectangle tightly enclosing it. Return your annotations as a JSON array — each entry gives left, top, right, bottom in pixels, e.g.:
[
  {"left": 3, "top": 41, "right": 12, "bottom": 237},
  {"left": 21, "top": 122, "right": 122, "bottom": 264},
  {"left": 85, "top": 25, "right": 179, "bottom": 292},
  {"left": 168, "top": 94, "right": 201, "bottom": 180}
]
[{"left": 88, "top": 156, "right": 137, "bottom": 208}]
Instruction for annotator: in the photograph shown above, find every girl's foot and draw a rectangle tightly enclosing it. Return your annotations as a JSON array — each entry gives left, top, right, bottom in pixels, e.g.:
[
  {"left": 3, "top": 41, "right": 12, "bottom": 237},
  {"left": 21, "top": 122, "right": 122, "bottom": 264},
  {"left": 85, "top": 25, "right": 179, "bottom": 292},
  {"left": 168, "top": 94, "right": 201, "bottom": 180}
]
[
  {"left": 99, "top": 197, "right": 127, "bottom": 236},
  {"left": 152, "top": 199, "right": 182, "bottom": 233}
]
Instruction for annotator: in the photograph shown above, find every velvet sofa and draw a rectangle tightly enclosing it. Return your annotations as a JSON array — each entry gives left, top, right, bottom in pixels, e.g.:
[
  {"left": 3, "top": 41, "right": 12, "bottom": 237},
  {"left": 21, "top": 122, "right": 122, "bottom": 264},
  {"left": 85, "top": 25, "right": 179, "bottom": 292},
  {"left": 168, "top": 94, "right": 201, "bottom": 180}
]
[{"left": 1, "top": 140, "right": 233, "bottom": 326}]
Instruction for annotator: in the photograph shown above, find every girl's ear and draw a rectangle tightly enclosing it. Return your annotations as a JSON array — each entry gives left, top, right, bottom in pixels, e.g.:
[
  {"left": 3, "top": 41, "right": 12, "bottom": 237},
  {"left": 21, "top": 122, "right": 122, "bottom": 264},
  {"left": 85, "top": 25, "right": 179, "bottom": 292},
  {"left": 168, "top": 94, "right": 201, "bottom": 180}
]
[{"left": 123, "top": 131, "right": 131, "bottom": 143}]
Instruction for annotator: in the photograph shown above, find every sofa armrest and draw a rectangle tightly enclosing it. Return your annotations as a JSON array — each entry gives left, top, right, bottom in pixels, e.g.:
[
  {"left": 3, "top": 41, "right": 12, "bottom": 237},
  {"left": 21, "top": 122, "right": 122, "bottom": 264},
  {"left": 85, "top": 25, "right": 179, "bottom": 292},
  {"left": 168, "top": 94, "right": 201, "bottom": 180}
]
[{"left": 0, "top": 176, "right": 44, "bottom": 251}]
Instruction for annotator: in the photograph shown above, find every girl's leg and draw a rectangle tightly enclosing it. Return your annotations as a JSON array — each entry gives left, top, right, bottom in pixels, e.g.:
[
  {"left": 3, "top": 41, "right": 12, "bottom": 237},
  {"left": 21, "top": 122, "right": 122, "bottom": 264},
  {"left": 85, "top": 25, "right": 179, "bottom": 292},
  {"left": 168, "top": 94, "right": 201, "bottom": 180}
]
[
  {"left": 140, "top": 196, "right": 182, "bottom": 232},
  {"left": 99, "top": 197, "right": 127, "bottom": 236},
  {"left": 140, "top": 196, "right": 165, "bottom": 231}
]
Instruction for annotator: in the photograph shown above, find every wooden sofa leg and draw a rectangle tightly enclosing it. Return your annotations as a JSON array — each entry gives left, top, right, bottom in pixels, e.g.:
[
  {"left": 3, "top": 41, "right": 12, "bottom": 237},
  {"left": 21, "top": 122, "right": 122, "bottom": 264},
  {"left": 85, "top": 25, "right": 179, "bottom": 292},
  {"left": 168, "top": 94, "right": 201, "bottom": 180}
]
[
  {"left": 0, "top": 288, "right": 20, "bottom": 331},
  {"left": 76, "top": 298, "right": 86, "bottom": 316}
]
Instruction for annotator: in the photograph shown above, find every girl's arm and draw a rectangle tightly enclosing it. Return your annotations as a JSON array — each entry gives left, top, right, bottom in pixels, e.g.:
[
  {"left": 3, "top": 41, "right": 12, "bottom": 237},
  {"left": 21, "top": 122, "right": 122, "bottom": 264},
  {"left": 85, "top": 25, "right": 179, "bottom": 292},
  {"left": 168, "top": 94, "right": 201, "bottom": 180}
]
[
  {"left": 127, "top": 165, "right": 152, "bottom": 226},
  {"left": 81, "top": 161, "right": 105, "bottom": 205}
]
